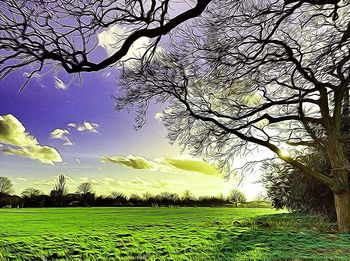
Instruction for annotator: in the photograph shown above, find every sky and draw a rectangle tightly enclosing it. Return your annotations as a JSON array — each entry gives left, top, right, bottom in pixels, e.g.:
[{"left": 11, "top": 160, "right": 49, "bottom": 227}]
[{"left": 0, "top": 6, "right": 266, "bottom": 200}]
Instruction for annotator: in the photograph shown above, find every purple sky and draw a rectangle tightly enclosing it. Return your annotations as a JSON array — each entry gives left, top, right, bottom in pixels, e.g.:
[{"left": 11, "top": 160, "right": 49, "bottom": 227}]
[{"left": 0, "top": 6, "right": 265, "bottom": 199}]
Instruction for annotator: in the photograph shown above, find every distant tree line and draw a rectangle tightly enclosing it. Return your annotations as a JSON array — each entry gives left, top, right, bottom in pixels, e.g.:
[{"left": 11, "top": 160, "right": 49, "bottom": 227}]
[{"left": 0, "top": 175, "right": 251, "bottom": 208}]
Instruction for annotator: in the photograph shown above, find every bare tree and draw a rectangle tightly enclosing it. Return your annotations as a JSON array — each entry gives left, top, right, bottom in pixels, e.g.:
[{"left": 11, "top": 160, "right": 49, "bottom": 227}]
[
  {"left": 51, "top": 174, "right": 67, "bottom": 206},
  {"left": 117, "top": 0, "right": 350, "bottom": 232},
  {"left": 228, "top": 189, "right": 246, "bottom": 207},
  {"left": 0, "top": 0, "right": 212, "bottom": 90},
  {"left": 0, "top": 177, "right": 13, "bottom": 195},
  {"left": 21, "top": 188, "right": 42, "bottom": 198},
  {"left": 76, "top": 182, "right": 93, "bottom": 195}
]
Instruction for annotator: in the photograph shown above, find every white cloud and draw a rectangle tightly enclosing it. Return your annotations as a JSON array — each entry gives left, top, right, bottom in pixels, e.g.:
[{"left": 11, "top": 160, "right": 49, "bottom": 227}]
[
  {"left": 101, "top": 154, "right": 223, "bottom": 176},
  {"left": 50, "top": 128, "right": 69, "bottom": 139},
  {"left": 54, "top": 76, "right": 67, "bottom": 90},
  {"left": 0, "top": 114, "right": 37, "bottom": 147},
  {"left": 3, "top": 144, "right": 62, "bottom": 165},
  {"left": 67, "top": 123, "right": 77, "bottom": 128},
  {"left": 102, "top": 155, "right": 157, "bottom": 170},
  {"left": 77, "top": 121, "right": 99, "bottom": 132},
  {"left": 68, "top": 121, "right": 99, "bottom": 133},
  {"left": 62, "top": 137, "right": 74, "bottom": 146},
  {"left": 154, "top": 112, "right": 163, "bottom": 121},
  {"left": 0, "top": 114, "right": 62, "bottom": 164},
  {"left": 50, "top": 128, "right": 74, "bottom": 146},
  {"left": 97, "top": 25, "right": 163, "bottom": 68},
  {"left": 16, "top": 177, "right": 28, "bottom": 181},
  {"left": 98, "top": 26, "right": 150, "bottom": 58}
]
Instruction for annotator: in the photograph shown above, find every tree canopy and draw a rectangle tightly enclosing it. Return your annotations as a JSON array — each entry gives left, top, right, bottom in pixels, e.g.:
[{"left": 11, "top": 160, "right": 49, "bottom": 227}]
[{"left": 117, "top": 0, "right": 350, "bottom": 232}]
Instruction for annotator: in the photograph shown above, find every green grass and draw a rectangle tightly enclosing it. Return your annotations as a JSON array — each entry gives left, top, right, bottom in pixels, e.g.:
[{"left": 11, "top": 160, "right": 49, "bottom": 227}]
[{"left": 0, "top": 207, "right": 349, "bottom": 260}]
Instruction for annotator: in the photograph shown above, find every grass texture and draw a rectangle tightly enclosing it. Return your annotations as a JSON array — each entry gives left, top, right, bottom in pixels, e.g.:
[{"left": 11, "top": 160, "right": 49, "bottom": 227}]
[{"left": 0, "top": 207, "right": 349, "bottom": 260}]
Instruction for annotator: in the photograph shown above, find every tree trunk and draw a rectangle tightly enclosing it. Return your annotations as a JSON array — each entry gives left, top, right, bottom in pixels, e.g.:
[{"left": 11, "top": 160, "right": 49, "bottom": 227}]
[{"left": 334, "top": 191, "right": 350, "bottom": 233}]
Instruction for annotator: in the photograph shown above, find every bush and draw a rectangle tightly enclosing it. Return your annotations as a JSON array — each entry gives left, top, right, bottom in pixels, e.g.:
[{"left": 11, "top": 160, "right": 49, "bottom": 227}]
[{"left": 261, "top": 151, "right": 336, "bottom": 220}]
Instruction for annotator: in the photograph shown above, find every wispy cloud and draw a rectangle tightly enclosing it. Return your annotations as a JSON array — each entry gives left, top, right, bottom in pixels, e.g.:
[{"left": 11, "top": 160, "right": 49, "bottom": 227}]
[
  {"left": 54, "top": 76, "right": 68, "bottom": 90},
  {"left": 154, "top": 112, "right": 163, "bottom": 121},
  {"left": 101, "top": 154, "right": 222, "bottom": 176},
  {"left": 50, "top": 129, "right": 69, "bottom": 140},
  {"left": 0, "top": 114, "right": 62, "bottom": 164},
  {"left": 62, "top": 137, "right": 74, "bottom": 146},
  {"left": 97, "top": 26, "right": 149, "bottom": 57},
  {"left": 50, "top": 128, "right": 74, "bottom": 146},
  {"left": 102, "top": 155, "right": 156, "bottom": 170},
  {"left": 97, "top": 25, "right": 163, "bottom": 68},
  {"left": 68, "top": 121, "right": 99, "bottom": 133},
  {"left": 162, "top": 158, "right": 222, "bottom": 176}
]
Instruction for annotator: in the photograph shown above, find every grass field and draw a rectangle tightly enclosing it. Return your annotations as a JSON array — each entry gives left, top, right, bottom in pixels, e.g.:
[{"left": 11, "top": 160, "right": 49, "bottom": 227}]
[{"left": 0, "top": 207, "right": 350, "bottom": 260}]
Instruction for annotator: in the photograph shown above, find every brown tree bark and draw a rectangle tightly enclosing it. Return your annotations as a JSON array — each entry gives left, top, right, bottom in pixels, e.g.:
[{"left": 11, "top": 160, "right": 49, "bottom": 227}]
[{"left": 334, "top": 191, "right": 350, "bottom": 233}]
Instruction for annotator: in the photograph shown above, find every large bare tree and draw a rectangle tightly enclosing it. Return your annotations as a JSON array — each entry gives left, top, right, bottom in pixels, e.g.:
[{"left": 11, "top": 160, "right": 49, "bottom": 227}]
[{"left": 117, "top": 0, "right": 350, "bottom": 232}]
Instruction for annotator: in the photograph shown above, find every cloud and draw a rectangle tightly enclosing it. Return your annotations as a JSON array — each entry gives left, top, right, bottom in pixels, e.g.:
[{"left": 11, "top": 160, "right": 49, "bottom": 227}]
[
  {"left": 98, "top": 26, "right": 150, "bottom": 58},
  {"left": 102, "top": 155, "right": 156, "bottom": 170},
  {"left": 50, "top": 128, "right": 74, "bottom": 146},
  {"left": 0, "top": 114, "right": 62, "bottom": 164},
  {"left": 154, "top": 112, "right": 163, "bottom": 121},
  {"left": 54, "top": 76, "right": 67, "bottom": 90},
  {"left": 0, "top": 114, "right": 37, "bottom": 147},
  {"left": 101, "top": 153, "right": 222, "bottom": 176},
  {"left": 3, "top": 144, "right": 62, "bottom": 165},
  {"left": 68, "top": 121, "right": 99, "bottom": 133},
  {"left": 97, "top": 25, "right": 163, "bottom": 68},
  {"left": 50, "top": 128, "right": 69, "bottom": 140},
  {"left": 162, "top": 159, "right": 222, "bottom": 176},
  {"left": 129, "top": 177, "right": 148, "bottom": 185},
  {"left": 62, "top": 137, "right": 74, "bottom": 146}
]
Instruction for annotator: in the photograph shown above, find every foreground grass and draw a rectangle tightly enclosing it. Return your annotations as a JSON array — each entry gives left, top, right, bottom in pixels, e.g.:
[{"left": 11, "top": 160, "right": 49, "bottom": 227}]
[{"left": 0, "top": 207, "right": 349, "bottom": 260}]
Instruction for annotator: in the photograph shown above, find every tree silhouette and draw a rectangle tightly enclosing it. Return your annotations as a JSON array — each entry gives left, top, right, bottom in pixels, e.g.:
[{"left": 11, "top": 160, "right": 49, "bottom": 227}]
[
  {"left": 117, "top": 0, "right": 350, "bottom": 232},
  {"left": 21, "top": 188, "right": 42, "bottom": 198},
  {"left": 51, "top": 174, "right": 67, "bottom": 207},
  {"left": 0, "top": 177, "right": 13, "bottom": 196},
  {"left": 76, "top": 182, "right": 93, "bottom": 195},
  {"left": 228, "top": 189, "right": 247, "bottom": 208},
  {"left": 111, "top": 192, "right": 128, "bottom": 206},
  {"left": 76, "top": 182, "right": 95, "bottom": 206}
]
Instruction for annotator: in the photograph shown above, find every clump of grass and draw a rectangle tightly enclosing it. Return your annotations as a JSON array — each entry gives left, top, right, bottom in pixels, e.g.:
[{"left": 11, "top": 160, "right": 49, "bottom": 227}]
[
  {"left": 167, "top": 205, "right": 180, "bottom": 208},
  {"left": 151, "top": 203, "right": 159, "bottom": 208},
  {"left": 233, "top": 213, "right": 337, "bottom": 232}
]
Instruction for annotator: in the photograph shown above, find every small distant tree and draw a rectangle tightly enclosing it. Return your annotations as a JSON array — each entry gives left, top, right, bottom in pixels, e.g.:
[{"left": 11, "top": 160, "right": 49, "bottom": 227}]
[
  {"left": 21, "top": 188, "right": 42, "bottom": 198},
  {"left": 182, "top": 190, "right": 194, "bottom": 201},
  {"left": 76, "top": 182, "right": 95, "bottom": 206},
  {"left": 111, "top": 192, "right": 127, "bottom": 206},
  {"left": 76, "top": 182, "right": 93, "bottom": 195},
  {"left": 0, "top": 177, "right": 13, "bottom": 196},
  {"left": 21, "top": 188, "right": 47, "bottom": 207},
  {"left": 142, "top": 192, "right": 153, "bottom": 202},
  {"left": 51, "top": 174, "right": 67, "bottom": 207},
  {"left": 228, "top": 189, "right": 246, "bottom": 207}
]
